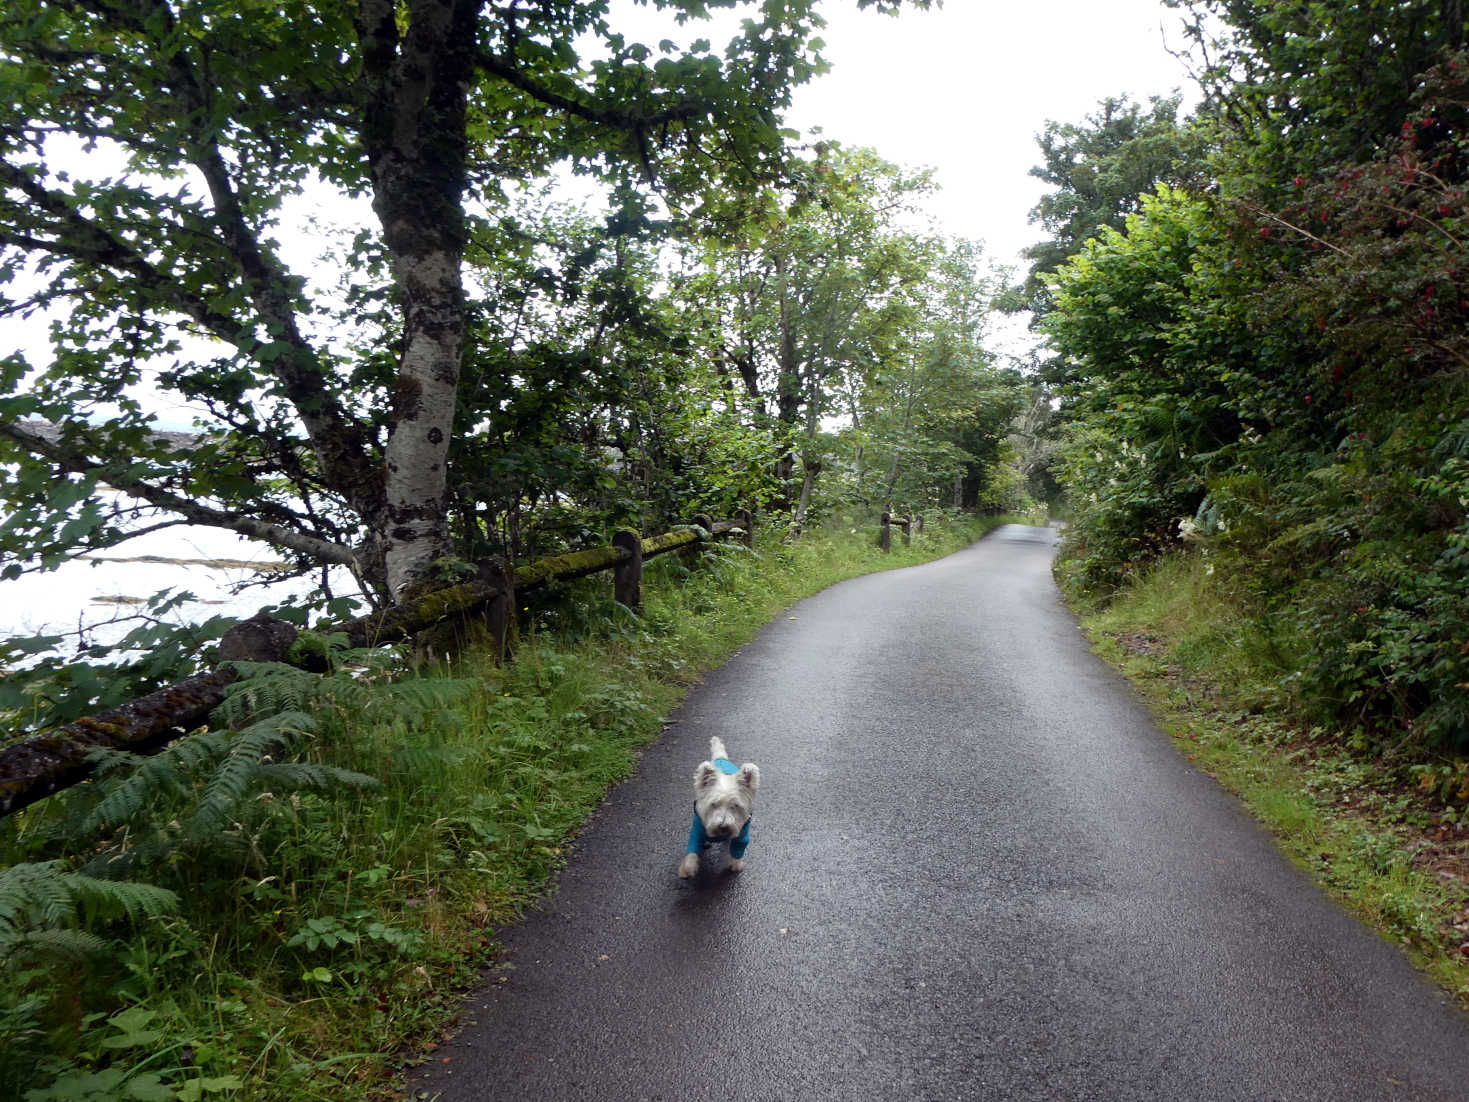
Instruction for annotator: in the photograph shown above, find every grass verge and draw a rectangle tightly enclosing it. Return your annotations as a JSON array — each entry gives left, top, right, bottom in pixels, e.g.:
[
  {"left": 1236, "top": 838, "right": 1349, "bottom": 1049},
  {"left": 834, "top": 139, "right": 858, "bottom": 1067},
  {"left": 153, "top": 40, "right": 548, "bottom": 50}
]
[
  {"left": 0, "top": 510, "right": 1024, "bottom": 1102},
  {"left": 1069, "top": 548, "right": 1469, "bottom": 1005}
]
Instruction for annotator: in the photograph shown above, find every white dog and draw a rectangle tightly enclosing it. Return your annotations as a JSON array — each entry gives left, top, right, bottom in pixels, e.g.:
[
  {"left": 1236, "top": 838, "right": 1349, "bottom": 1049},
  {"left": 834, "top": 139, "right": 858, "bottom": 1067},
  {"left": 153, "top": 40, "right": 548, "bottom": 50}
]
[{"left": 678, "top": 736, "right": 760, "bottom": 878}]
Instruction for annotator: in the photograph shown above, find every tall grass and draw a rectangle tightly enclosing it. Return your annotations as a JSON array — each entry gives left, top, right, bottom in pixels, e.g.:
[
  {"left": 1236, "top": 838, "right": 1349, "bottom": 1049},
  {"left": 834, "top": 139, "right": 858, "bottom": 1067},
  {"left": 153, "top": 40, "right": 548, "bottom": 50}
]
[
  {"left": 1081, "top": 549, "right": 1304, "bottom": 714},
  {"left": 1074, "top": 544, "right": 1469, "bottom": 1004},
  {"left": 0, "top": 510, "right": 1019, "bottom": 1102}
]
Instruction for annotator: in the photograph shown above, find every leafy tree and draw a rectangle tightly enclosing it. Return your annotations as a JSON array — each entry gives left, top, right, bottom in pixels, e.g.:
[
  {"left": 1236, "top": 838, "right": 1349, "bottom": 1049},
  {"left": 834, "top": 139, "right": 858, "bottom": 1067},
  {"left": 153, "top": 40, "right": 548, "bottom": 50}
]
[
  {"left": 854, "top": 237, "right": 1025, "bottom": 512},
  {"left": 1044, "top": 185, "right": 1245, "bottom": 589},
  {"left": 673, "top": 144, "right": 937, "bottom": 529},
  {"left": 1169, "top": 0, "right": 1466, "bottom": 177},
  {"left": 1020, "top": 94, "right": 1211, "bottom": 316},
  {"left": 0, "top": 0, "right": 932, "bottom": 616}
]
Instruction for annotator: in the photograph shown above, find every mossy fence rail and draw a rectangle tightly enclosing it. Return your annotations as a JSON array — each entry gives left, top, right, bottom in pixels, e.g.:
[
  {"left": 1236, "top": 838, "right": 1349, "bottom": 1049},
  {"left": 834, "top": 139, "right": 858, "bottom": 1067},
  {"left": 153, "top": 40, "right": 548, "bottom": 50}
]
[
  {"left": 879, "top": 511, "right": 923, "bottom": 552},
  {"left": 0, "top": 510, "right": 754, "bottom": 821}
]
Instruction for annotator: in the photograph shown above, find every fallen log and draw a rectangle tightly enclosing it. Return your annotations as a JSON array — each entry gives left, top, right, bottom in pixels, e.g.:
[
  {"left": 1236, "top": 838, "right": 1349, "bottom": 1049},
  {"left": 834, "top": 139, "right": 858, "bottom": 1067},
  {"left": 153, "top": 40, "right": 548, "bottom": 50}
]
[
  {"left": 0, "top": 668, "right": 239, "bottom": 819},
  {"left": 0, "top": 612, "right": 301, "bottom": 820}
]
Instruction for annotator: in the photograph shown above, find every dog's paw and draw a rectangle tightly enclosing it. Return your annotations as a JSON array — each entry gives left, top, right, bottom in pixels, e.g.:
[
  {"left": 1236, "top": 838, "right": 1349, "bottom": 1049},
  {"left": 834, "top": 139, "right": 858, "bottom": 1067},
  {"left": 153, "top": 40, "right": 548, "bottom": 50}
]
[
  {"left": 678, "top": 852, "right": 699, "bottom": 879},
  {"left": 727, "top": 857, "right": 744, "bottom": 873}
]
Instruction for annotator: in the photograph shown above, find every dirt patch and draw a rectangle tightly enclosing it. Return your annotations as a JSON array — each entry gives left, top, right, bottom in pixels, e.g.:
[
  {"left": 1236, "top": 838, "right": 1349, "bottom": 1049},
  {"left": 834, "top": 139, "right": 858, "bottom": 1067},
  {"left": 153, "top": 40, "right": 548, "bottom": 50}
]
[{"left": 1114, "top": 630, "right": 1164, "bottom": 656}]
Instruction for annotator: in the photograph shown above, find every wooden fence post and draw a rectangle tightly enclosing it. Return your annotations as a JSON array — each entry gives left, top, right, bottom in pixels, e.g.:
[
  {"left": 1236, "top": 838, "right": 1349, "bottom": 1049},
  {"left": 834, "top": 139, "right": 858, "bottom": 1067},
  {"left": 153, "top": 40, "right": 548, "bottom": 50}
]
[
  {"left": 915, "top": 514, "right": 925, "bottom": 535},
  {"left": 879, "top": 512, "right": 892, "bottom": 552},
  {"left": 735, "top": 508, "right": 754, "bottom": 548},
  {"left": 612, "top": 529, "right": 643, "bottom": 611},
  {"left": 901, "top": 515, "right": 911, "bottom": 547},
  {"left": 484, "top": 559, "right": 516, "bottom": 662},
  {"left": 414, "top": 559, "right": 517, "bottom": 667},
  {"left": 686, "top": 513, "right": 714, "bottom": 562}
]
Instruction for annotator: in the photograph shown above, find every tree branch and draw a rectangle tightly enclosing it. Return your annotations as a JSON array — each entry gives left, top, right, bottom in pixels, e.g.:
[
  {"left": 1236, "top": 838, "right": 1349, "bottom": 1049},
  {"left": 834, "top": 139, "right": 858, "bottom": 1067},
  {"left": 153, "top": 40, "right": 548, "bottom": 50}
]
[
  {"left": 476, "top": 49, "right": 703, "bottom": 132},
  {"left": 0, "top": 160, "right": 255, "bottom": 345},
  {"left": 0, "top": 420, "right": 361, "bottom": 568}
]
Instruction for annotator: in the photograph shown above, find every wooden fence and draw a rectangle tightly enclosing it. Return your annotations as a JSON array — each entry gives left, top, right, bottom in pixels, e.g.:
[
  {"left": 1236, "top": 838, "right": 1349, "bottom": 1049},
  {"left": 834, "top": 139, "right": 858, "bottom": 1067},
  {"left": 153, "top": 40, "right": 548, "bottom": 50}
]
[
  {"left": 878, "top": 511, "right": 924, "bottom": 552},
  {"left": 0, "top": 510, "right": 753, "bottom": 821}
]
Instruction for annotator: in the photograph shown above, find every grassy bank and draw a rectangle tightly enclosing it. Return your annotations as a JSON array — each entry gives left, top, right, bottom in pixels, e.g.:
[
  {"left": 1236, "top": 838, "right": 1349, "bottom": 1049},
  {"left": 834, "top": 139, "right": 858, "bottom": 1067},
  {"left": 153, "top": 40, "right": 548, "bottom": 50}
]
[
  {"left": 1068, "top": 549, "right": 1469, "bottom": 1004},
  {"left": 0, "top": 511, "right": 1023, "bottom": 1102}
]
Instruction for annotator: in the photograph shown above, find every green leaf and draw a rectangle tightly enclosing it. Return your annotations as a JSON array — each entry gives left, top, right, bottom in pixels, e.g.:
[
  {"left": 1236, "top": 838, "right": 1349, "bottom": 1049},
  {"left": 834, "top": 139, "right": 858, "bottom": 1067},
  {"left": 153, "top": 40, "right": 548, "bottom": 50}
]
[{"left": 101, "top": 1007, "right": 164, "bottom": 1050}]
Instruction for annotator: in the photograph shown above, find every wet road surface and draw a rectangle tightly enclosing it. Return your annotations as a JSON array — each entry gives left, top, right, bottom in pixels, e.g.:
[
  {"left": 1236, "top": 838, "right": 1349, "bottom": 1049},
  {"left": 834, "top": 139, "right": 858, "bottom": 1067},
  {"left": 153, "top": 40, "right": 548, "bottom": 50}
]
[{"left": 411, "top": 525, "right": 1469, "bottom": 1101}]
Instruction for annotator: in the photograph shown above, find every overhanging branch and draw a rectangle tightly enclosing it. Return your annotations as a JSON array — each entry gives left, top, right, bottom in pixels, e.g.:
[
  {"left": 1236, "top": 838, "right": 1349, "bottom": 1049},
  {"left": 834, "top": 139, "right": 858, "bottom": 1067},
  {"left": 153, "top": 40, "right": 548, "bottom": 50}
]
[
  {"left": 477, "top": 50, "right": 703, "bottom": 131},
  {"left": 0, "top": 420, "right": 361, "bottom": 568}
]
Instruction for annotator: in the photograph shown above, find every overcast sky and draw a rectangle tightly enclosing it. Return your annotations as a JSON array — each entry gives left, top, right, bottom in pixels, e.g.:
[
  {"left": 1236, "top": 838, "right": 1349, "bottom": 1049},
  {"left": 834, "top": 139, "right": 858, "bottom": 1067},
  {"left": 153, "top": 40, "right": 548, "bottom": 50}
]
[{"left": 783, "top": 0, "right": 1199, "bottom": 269}]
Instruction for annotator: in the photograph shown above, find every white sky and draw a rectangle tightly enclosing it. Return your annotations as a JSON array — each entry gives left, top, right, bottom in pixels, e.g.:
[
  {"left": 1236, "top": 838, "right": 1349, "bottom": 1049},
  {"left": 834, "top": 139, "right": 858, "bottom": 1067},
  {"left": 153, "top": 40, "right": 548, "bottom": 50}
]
[{"left": 784, "top": 0, "right": 1199, "bottom": 269}]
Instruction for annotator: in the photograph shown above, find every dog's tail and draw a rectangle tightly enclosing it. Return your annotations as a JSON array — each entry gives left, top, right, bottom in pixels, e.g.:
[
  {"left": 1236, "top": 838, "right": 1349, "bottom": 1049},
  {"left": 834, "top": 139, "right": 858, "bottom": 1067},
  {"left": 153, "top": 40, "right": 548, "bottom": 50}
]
[{"left": 709, "top": 736, "right": 728, "bottom": 761}]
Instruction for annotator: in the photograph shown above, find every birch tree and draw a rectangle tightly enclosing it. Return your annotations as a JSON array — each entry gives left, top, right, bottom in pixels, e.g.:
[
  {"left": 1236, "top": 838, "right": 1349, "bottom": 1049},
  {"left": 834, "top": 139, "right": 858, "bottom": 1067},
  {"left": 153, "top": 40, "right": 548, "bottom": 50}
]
[{"left": 0, "top": 0, "right": 930, "bottom": 604}]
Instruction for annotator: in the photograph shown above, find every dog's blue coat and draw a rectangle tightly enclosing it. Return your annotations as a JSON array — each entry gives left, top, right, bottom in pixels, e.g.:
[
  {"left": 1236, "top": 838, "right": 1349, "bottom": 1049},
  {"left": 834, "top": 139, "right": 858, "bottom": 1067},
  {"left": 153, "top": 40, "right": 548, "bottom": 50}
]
[
  {"left": 687, "top": 810, "right": 751, "bottom": 858},
  {"left": 687, "top": 757, "right": 752, "bottom": 858}
]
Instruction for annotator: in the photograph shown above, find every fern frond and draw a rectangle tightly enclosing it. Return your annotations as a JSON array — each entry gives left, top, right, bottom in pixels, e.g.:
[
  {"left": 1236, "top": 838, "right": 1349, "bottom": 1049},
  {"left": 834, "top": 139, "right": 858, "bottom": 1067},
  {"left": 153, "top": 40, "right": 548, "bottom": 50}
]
[
  {"left": 215, "top": 663, "right": 319, "bottom": 727},
  {"left": 6, "top": 927, "right": 109, "bottom": 961},
  {"left": 82, "top": 732, "right": 230, "bottom": 833},
  {"left": 0, "top": 862, "right": 71, "bottom": 940},
  {"left": 63, "top": 873, "right": 179, "bottom": 926},
  {"left": 255, "top": 762, "right": 379, "bottom": 793},
  {"left": 185, "top": 712, "right": 314, "bottom": 837},
  {"left": 0, "top": 861, "right": 176, "bottom": 961},
  {"left": 381, "top": 678, "right": 479, "bottom": 709}
]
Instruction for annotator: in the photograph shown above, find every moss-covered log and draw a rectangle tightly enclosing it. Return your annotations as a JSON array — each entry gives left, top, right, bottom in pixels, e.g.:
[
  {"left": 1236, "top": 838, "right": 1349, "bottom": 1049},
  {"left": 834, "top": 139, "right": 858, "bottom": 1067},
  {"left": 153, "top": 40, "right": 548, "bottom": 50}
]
[
  {"left": 0, "top": 668, "right": 239, "bottom": 820},
  {"left": 237, "top": 523, "right": 728, "bottom": 651},
  {"left": 512, "top": 544, "right": 630, "bottom": 590},
  {"left": 641, "top": 528, "right": 701, "bottom": 559},
  {"left": 329, "top": 528, "right": 709, "bottom": 640},
  {"left": 333, "top": 577, "right": 504, "bottom": 649}
]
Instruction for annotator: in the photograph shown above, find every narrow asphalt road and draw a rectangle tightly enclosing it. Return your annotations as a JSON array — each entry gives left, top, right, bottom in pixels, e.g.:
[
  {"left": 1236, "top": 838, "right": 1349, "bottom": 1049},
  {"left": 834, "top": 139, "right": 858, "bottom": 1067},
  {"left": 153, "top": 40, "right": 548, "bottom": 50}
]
[{"left": 411, "top": 525, "right": 1469, "bottom": 1101}]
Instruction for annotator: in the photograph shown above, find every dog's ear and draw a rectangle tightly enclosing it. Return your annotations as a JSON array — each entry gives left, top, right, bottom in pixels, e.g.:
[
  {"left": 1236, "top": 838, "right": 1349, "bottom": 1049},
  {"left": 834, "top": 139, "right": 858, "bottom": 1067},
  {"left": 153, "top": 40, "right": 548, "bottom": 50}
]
[
  {"left": 695, "top": 761, "right": 719, "bottom": 790},
  {"left": 737, "top": 763, "right": 759, "bottom": 793}
]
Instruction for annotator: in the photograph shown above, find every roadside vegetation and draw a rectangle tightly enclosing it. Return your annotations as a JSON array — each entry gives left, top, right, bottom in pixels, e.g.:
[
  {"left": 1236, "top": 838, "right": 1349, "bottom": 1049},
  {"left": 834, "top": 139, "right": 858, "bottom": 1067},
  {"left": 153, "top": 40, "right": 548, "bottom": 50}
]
[
  {"left": 0, "top": 512, "right": 1022, "bottom": 1102},
  {"left": 1023, "top": 3, "right": 1469, "bottom": 1001},
  {"left": 1071, "top": 553, "right": 1469, "bottom": 1005},
  {"left": 1, "top": 4, "right": 1038, "bottom": 1098}
]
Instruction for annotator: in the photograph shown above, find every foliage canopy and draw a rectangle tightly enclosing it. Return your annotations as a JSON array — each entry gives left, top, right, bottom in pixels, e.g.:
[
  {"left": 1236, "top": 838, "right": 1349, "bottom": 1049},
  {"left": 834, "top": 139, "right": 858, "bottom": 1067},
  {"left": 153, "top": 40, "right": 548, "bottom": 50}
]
[{"left": 1035, "top": 4, "right": 1469, "bottom": 749}]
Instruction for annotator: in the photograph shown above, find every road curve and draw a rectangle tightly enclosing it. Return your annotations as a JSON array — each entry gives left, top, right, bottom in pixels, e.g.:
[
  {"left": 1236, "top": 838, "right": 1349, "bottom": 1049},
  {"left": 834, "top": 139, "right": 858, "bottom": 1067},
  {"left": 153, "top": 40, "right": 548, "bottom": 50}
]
[{"left": 411, "top": 525, "right": 1469, "bottom": 1101}]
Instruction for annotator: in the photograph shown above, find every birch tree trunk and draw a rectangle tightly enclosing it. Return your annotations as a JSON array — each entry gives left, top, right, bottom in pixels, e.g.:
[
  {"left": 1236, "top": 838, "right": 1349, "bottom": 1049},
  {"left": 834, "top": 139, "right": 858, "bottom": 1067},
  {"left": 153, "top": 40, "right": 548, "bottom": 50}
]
[{"left": 357, "top": 0, "right": 481, "bottom": 596}]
